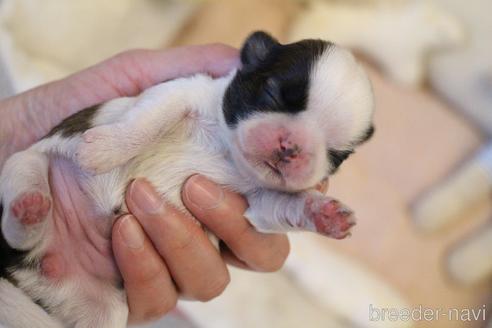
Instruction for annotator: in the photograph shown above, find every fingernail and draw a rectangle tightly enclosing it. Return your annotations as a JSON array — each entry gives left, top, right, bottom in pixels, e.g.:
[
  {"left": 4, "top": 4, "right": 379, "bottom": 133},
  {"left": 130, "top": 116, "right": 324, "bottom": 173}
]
[
  {"left": 118, "top": 215, "right": 145, "bottom": 249},
  {"left": 184, "top": 175, "right": 224, "bottom": 210},
  {"left": 129, "top": 179, "right": 164, "bottom": 214}
]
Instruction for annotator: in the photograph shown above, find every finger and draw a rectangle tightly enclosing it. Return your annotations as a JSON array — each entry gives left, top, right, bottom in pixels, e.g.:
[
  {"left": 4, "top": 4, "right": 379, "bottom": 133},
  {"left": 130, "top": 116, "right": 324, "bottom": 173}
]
[
  {"left": 219, "top": 241, "right": 250, "bottom": 270},
  {"left": 446, "top": 224, "right": 492, "bottom": 285},
  {"left": 5, "top": 44, "right": 239, "bottom": 150},
  {"left": 182, "top": 175, "right": 290, "bottom": 272},
  {"left": 126, "top": 179, "right": 230, "bottom": 301},
  {"left": 112, "top": 214, "right": 177, "bottom": 324},
  {"left": 133, "top": 43, "right": 240, "bottom": 82},
  {"left": 63, "top": 43, "right": 240, "bottom": 106}
]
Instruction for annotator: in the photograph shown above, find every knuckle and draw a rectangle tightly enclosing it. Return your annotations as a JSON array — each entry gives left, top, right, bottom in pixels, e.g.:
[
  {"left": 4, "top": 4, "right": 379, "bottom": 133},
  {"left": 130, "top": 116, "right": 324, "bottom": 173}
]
[
  {"left": 193, "top": 271, "right": 230, "bottom": 302},
  {"left": 169, "top": 226, "right": 198, "bottom": 252},
  {"left": 251, "top": 236, "right": 290, "bottom": 272},
  {"left": 131, "top": 264, "right": 168, "bottom": 288},
  {"left": 104, "top": 49, "right": 149, "bottom": 74},
  {"left": 142, "top": 296, "right": 177, "bottom": 321}
]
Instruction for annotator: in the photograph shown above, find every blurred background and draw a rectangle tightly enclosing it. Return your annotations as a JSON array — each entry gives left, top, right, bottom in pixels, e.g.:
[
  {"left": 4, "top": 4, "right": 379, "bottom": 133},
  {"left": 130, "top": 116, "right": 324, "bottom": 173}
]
[{"left": 0, "top": 0, "right": 490, "bottom": 327}]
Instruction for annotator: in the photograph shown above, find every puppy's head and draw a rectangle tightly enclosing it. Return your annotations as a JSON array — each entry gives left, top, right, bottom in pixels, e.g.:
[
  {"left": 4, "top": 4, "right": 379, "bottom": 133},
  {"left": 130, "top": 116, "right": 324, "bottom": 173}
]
[{"left": 223, "top": 31, "right": 375, "bottom": 192}]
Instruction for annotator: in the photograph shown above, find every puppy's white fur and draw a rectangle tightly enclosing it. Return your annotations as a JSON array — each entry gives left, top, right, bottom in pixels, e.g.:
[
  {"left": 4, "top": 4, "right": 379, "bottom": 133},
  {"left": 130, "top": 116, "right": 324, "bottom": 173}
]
[
  {"left": 0, "top": 44, "right": 374, "bottom": 327},
  {"left": 0, "top": 279, "right": 63, "bottom": 328}
]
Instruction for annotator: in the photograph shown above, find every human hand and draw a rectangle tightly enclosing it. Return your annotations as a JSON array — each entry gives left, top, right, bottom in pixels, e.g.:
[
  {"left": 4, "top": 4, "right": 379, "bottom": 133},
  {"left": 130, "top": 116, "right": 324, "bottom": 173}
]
[
  {"left": 114, "top": 176, "right": 290, "bottom": 323},
  {"left": 0, "top": 44, "right": 239, "bottom": 166},
  {"left": 0, "top": 44, "right": 290, "bottom": 324}
]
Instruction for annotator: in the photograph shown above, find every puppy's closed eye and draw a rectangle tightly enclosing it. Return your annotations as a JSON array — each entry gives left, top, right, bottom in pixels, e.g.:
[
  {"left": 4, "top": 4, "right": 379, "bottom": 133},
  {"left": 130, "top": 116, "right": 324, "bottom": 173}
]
[
  {"left": 328, "top": 149, "right": 353, "bottom": 172},
  {"left": 356, "top": 125, "right": 375, "bottom": 145}
]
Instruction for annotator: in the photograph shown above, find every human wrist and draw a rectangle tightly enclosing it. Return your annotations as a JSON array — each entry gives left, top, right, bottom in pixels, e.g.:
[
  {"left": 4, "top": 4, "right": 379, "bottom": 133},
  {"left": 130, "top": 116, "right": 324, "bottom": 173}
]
[
  {"left": 0, "top": 87, "right": 55, "bottom": 164},
  {"left": 0, "top": 77, "right": 100, "bottom": 164}
]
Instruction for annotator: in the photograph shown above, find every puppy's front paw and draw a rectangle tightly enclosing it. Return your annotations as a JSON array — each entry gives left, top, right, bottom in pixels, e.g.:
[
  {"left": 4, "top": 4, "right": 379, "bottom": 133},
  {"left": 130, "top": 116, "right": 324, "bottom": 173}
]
[
  {"left": 304, "top": 196, "right": 356, "bottom": 239},
  {"left": 11, "top": 191, "right": 51, "bottom": 226},
  {"left": 76, "top": 125, "right": 129, "bottom": 174}
]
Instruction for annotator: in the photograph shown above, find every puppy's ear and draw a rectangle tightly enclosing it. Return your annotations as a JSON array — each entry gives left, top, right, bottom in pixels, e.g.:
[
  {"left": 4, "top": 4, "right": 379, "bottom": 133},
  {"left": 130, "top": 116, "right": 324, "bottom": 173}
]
[{"left": 240, "top": 31, "right": 279, "bottom": 70}]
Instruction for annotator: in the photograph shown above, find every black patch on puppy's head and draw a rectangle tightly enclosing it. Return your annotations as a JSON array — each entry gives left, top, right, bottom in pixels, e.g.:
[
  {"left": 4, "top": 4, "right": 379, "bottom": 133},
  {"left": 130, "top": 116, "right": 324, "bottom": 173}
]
[{"left": 223, "top": 31, "right": 330, "bottom": 127}]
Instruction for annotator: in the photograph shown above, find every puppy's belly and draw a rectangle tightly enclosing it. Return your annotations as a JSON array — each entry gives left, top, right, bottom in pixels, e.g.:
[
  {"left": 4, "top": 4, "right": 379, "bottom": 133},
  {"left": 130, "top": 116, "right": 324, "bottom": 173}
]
[
  {"left": 41, "top": 156, "right": 120, "bottom": 283},
  {"left": 37, "top": 134, "right": 231, "bottom": 285},
  {"left": 130, "top": 136, "right": 236, "bottom": 212}
]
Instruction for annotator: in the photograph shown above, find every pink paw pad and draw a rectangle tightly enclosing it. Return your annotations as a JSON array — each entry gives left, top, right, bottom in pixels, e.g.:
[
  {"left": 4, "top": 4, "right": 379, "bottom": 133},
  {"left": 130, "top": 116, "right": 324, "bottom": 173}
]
[
  {"left": 306, "top": 197, "right": 356, "bottom": 239},
  {"left": 11, "top": 191, "right": 51, "bottom": 225}
]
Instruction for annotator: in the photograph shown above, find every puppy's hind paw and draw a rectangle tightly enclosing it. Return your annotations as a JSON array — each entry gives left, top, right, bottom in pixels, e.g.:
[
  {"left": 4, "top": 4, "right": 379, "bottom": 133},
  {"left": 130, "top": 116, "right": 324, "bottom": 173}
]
[
  {"left": 304, "top": 196, "right": 356, "bottom": 239},
  {"left": 11, "top": 191, "right": 51, "bottom": 226}
]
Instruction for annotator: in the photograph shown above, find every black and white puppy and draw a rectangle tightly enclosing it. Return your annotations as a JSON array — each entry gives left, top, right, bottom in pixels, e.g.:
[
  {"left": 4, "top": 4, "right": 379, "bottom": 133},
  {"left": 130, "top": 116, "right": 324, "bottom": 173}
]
[{"left": 0, "top": 32, "right": 374, "bottom": 327}]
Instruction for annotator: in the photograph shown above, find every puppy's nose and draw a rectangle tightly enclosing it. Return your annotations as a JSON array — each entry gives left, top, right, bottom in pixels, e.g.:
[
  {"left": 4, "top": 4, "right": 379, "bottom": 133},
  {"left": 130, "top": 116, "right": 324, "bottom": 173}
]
[
  {"left": 266, "top": 143, "right": 302, "bottom": 171},
  {"left": 277, "top": 143, "right": 301, "bottom": 163}
]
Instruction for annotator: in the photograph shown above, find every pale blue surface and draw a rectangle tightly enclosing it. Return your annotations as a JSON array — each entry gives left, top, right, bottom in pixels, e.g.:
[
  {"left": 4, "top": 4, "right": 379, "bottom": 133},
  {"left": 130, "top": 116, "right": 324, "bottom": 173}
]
[{"left": 476, "top": 143, "right": 492, "bottom": 180}]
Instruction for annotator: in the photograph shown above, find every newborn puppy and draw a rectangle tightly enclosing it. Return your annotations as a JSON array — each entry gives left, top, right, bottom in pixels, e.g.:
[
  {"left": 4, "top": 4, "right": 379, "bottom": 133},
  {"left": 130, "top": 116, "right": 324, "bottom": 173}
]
[{"left": 0, "top": 31, "right": 374, "bottom": 327}]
